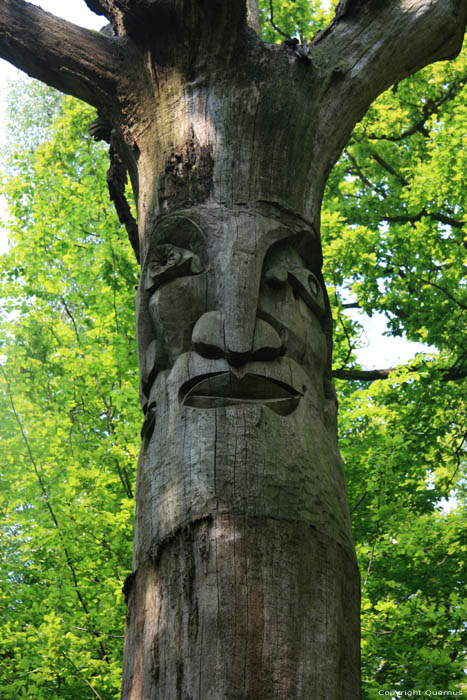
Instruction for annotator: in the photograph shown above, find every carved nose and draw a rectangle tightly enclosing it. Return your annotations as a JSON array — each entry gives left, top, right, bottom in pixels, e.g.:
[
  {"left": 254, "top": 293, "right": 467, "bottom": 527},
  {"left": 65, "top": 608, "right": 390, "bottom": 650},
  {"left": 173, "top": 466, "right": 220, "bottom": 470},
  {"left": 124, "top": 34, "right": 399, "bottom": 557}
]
[{"left": 192, "top": 311, "right": 283, "bottom": 366}]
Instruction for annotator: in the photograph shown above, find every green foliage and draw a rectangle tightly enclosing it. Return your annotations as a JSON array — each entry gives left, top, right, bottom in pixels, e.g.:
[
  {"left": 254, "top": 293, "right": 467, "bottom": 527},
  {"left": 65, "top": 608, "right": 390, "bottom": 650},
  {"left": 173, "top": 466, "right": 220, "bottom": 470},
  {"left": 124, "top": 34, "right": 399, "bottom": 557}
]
[
  {"left": 339, "top": 374, "right": 466, "bottom": 696},
  {"left": 0, "top": 94, "right": 139, "bottom": 698},
  {"left": 3, "top": 77, "right": 64, "bottom": 164},
  {"left": 1, "top": 4, "right": 466, "bottom": 698},
  {"left": 323, "top": 45, "right": 467, "bottom": 360},
  {"left": 321, "top": 34, "right": 467, "bottom": 699},
  {"left": 258, "top": 0, "right": 333, "bottom": 42}
]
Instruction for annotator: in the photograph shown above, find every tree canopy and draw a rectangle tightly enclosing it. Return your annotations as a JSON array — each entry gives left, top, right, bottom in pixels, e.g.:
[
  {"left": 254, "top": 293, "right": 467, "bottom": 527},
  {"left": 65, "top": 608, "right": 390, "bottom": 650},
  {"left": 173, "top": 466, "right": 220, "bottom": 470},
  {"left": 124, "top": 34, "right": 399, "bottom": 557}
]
[{"left": 0, "top": 2, "right": 466, "bottom": 698}]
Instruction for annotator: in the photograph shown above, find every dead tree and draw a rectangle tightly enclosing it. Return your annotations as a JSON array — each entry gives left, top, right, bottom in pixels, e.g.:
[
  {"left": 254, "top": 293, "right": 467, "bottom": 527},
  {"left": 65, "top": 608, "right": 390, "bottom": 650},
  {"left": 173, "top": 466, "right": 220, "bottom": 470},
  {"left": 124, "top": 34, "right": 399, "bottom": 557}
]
[{"left": 1, "top": 1, "right": 466, "bottom": 697}]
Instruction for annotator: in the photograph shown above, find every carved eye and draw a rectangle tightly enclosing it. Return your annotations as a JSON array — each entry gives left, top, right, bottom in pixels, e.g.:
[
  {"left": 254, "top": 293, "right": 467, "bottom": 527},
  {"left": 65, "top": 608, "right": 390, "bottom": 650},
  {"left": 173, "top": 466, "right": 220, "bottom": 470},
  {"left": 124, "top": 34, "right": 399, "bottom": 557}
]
[
  {"left": 287, "top": 268, "right": 325, "bottom": 319},
  {"left": 265, "top": 266, "right": 288, "bottom": 289},
  {"left": 150, "top": 246, "right": 182, "bottom": 275},
  {"left": 145, "top": 244, "right": 203, "bottom": 291},
  {"left": 308, "top": 273, "right": 320, "bottom": 296}
]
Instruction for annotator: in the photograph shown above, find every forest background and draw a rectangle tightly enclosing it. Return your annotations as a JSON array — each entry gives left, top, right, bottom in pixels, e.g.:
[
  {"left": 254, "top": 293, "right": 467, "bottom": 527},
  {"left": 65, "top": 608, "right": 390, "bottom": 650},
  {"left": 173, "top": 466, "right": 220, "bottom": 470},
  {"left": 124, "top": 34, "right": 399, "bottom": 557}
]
[{"left": 0, "top": 1, "right": 465, "bottom": 698}]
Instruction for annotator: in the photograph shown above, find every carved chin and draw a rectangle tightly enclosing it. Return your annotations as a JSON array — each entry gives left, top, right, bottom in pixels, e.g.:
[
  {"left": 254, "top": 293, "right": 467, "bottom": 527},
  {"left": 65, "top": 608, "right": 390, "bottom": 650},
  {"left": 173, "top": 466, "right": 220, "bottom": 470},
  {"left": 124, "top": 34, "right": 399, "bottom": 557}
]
[{"left": 180, "top": 372, "right": 302, "bottom": 415}]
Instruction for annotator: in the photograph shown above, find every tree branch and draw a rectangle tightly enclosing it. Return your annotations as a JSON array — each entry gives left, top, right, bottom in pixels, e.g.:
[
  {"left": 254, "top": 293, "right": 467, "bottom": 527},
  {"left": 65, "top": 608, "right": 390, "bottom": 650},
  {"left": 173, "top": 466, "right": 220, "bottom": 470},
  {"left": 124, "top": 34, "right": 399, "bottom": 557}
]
[
  {"left": 418, "top": 277, "right": 467, "bottom": 309},
  {"left": 346, "top": 152, "right": 376, "bottom": 189},
  {"left": 267, "top": 0, "right": 291, "bottom": 39},
  {"left": 342, "top": 302, "right": 361, "bottom": 309},
  {"left": 106, "top": 134, "right": 140, "bottom": 262},
  {"left": 382, "top": 209, "right": 465, "bottom": 230},
  {"left": 370, "top": 150, "right": 409, "bottom": 187},
  {"left": 343, "top": 208, "right": 465, "bottom": 230},
  {"left": 0, "top": 0, "right": 121, "bottom": 111},
  {"left": 87, "top": 0, "right": 251, "bottom": 40},
  {"left": 367, "top": 74, "right": 467, "bottom": 142},
  {"left": 333, "top": 363, "right": 467, "bottom": 382},
  {"left": 333, "top": 367, "right": 394, "bottom": 382},
  {"left": 311, "top": 0, "right": 467, "bottom": 181},
  {"left": 0, "top": 365, "right": 91, "bottom": 618},
  {"left": 350, "top": 491, "right": 368, "bottom": 515}
]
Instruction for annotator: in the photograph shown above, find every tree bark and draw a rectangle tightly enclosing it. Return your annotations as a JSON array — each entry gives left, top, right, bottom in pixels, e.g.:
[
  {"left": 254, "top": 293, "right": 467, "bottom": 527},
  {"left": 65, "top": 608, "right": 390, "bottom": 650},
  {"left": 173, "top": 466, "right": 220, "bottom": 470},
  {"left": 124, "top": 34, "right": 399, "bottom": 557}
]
[
  {"left": 0, "top": 0, "right": 123, "bottom": 109},
  {"left": 1, "top": 1, "right": 466, "bottom": 698}
]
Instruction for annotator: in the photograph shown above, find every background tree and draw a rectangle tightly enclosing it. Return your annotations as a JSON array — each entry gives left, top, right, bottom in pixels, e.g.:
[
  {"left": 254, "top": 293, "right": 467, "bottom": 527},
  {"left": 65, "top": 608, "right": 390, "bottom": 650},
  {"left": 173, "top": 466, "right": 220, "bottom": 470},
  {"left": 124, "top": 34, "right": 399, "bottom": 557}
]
[
  {"left": 324, "top": 31, "right": 467, "bottom": 697},
  {"left": 0, "top": 1, "right": 466, "bottom": 698},
  {"left": 0, "top": 95, "right": 139, "bottom": 699}
]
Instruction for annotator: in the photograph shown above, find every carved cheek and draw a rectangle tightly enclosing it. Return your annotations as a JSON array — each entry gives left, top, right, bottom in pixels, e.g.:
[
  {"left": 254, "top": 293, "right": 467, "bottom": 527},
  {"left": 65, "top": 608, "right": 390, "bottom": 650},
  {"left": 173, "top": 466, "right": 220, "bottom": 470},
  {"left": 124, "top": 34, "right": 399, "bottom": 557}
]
[
  {"left": 257, "top": 281, "right": 305, "bottom": 338},
  {"left": 148, "top": 272, "right": 207, "bottom": 367},
  {"left": 258, "top": 282, "right": 327, "bottom": 372}
]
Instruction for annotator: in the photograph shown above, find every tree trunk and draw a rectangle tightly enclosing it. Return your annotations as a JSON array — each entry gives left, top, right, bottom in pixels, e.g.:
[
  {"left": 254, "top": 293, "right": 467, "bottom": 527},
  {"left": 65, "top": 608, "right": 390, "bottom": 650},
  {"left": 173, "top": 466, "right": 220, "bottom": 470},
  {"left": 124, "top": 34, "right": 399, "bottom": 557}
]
[
  {"left": 1, "top": 1, "right": 466, "bottom": 698},
  {"left": 121, "top": 25, "right": 362, "bottom": 697}
]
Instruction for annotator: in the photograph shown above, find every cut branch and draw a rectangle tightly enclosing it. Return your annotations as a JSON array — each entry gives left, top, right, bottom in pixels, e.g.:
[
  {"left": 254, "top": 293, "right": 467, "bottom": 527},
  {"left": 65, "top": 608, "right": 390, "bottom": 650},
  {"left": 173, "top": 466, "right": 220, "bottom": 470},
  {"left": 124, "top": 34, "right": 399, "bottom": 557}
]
[
  {"left": 0, "top": 0, "right": 121, "bottom": 111},
  {"left": 84, "top": 0, "right": 128, "bottom": 35},
  {"left": 314, "top": 0, "right": 467, "bottom": 73},
  {"left": 84, "top": 0, "right": 109, "bottom": 17},
  {"left": 333, "top": 367, "right": 394, "bottom": 382},
  {"left": 106, "top": 134, "right": 140, "bottom": 262},
  {"left": 86, "top": 0, "right": 252, "bottom": 40}
]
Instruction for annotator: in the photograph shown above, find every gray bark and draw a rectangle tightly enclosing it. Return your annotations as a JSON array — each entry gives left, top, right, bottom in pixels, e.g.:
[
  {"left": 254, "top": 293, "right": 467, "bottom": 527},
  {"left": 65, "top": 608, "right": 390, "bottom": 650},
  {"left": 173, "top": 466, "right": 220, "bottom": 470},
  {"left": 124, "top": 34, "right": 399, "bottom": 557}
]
[
  {"left": 0, "top": 0, "right": 121, "bottom": 109},
  {"left": 1, "top": 1, "right": 466, "bottom": 698}
]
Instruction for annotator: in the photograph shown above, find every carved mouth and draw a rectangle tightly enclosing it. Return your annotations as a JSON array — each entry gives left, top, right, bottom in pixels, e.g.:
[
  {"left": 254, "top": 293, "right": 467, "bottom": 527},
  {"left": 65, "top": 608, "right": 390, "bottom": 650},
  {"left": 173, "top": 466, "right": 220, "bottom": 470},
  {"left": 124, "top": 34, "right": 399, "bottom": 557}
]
[{"left": 180, "top": 372, "right": 302, "bottom": 415}]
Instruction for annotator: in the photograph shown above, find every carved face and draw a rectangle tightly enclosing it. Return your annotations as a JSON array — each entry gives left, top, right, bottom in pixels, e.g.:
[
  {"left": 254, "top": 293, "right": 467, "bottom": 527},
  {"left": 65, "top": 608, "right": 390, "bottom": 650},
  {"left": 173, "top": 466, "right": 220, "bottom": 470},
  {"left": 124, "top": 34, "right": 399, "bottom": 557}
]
[
  {"left": 137, "top": 205, "right": 329, "bottom": 429},
  {"left": 133, "top": 206, "right": 350, "bottom": 559}
]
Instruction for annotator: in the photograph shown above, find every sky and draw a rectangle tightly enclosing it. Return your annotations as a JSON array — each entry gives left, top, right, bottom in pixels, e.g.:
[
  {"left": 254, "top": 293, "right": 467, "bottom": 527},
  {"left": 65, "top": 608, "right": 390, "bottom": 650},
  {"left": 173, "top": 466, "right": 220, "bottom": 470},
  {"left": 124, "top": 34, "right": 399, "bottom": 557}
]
[{"left": 0, "top": 0, "right": 434, "bottom": 370}]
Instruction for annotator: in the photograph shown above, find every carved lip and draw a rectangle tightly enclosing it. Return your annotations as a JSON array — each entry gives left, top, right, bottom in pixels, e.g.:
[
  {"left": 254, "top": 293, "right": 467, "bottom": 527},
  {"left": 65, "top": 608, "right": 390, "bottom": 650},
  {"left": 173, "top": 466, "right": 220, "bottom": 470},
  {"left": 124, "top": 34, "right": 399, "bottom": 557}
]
[{"left": 180, "top": 372, "right": 302, "bottom": 415}]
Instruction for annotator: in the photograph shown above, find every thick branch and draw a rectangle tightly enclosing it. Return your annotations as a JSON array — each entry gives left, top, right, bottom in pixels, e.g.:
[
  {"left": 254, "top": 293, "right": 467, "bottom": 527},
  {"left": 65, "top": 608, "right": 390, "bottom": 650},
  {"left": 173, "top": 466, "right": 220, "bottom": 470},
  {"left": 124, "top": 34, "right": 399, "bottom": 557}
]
[
  {"left": 315, "top": 0, "right": 467, "bottom": 72},
  {"left": 0, "top": 0, "right": 121, "bottom": 111},
  {"left": 86, "top": 0, "right": 253, "bottom": 40},
  {"left": 247, "top": 0, "right": 261, "bottom": 35},
  {"left": 312, "top": 0, "right": 467, "bottom": 177}
]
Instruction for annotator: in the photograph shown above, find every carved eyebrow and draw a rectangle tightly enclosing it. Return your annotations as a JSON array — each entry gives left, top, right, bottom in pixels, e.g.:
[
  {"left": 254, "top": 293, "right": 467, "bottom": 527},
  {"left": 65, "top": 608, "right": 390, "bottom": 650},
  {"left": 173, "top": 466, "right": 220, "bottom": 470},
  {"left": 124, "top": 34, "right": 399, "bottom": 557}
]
[
  {"left": 154, "top": 216, "right": 206, "bottom": 247},
  {"left": 151, "top": 217, "right": 207, "bottom": 269},
  {"left": 263, "top": 234, "right": 321, "bottom": 274}
]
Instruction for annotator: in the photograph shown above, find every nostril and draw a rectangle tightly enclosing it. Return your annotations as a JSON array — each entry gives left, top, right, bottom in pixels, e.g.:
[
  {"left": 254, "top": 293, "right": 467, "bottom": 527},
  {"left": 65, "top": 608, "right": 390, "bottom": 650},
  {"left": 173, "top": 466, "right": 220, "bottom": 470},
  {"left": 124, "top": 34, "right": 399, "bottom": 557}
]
[
  {"left": 251, "top": 318, "right": 283, "bottom": 361},
  {"left": 192, "top": 311, "right": 225, "bottom": 359},
  {"left": 192, "top": 341, "right": 224, "bottom": 360},
  {"left": 225, "top": 351, "right": 251, "bottom": 367},
  {"left": 192, "top": 312, "right": 284, "bottom": 363}
]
